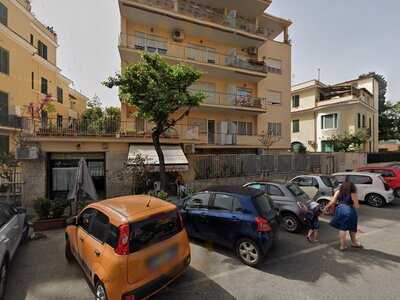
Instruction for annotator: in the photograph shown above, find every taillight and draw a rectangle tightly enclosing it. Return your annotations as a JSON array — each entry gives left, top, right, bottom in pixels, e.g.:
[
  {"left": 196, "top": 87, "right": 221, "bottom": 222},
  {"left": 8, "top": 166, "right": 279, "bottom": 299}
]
[
  {"left": 115, "top": 224, "right": 129, "bottom": 255},
  {"left": 255, "top": 217, "right": 272, "bottom": 232}
]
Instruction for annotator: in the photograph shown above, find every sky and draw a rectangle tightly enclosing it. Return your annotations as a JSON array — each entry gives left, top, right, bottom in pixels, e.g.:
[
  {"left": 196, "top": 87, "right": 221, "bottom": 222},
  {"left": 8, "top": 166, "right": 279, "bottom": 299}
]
[{"left": 31, "top": 0, "right": 400, "bottom": 107}]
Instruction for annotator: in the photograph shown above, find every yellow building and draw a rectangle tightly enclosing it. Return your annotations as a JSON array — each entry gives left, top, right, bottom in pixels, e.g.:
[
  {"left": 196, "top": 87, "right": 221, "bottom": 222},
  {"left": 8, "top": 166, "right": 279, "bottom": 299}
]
[
  {"left": 118, "top": 0, "right": 292, "bottom": 154},
  {"left": 0, "top": 0, "right": 87, "bottom": 154},
  {"left": 290, "top": 74, "right": 379, "bottom": 153}
]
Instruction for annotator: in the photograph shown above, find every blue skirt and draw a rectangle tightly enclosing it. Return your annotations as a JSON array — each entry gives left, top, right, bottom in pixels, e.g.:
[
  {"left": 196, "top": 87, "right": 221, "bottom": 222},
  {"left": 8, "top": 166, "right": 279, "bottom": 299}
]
[{"left": 330, "top": 204, "right": 358, "bottom": 232}]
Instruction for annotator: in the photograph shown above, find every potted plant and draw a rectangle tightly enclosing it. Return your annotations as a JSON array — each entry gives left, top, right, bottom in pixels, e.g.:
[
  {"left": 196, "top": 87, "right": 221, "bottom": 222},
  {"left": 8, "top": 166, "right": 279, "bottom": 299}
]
[{"left": 32, "top": 197, "right": 69, "bottom": 231}]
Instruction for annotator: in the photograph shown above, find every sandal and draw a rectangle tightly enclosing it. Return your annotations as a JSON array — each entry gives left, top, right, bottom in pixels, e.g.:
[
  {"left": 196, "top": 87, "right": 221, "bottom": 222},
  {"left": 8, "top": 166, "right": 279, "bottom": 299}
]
[
  {"left": 306, "top": 236, "right": 313, "bottom": 243},
  {"left": 351, "top": 244, "right": 364, "bottom": 249}
]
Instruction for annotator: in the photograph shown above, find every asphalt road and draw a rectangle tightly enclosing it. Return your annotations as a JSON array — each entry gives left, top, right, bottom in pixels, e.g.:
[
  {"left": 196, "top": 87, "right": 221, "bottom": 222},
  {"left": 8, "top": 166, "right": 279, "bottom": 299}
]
[{"left": 6, "top": 200, "right": 400, "bottom": 300}]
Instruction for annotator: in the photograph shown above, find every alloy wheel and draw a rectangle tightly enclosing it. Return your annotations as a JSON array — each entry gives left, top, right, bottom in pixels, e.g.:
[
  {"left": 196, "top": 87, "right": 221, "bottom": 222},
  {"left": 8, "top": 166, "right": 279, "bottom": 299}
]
[
  {"left": 367, "top": 194, "right": 384, "bottom": 208},
  {"left": 238, "top": 241, "right": 259, "bottom": 265},
  {"left": 95, "top": 283, "right": 107, "bottom": 300},
  {"left": 282, "top": 215, "right": 299, "bottom": 232}
]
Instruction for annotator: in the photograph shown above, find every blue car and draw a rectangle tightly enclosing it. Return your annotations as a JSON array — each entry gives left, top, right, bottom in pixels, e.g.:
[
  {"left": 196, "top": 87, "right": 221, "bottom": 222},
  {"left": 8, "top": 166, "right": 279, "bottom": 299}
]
[{"left": 177, "top": 186, "right": 279, "bottom": 266}]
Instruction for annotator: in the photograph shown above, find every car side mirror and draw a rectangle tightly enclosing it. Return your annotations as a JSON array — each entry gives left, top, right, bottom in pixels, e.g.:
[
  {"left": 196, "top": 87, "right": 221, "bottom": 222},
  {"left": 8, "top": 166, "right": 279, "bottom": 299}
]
[{"left": 66, "top": 216, "right": 78, "bottom": 226}]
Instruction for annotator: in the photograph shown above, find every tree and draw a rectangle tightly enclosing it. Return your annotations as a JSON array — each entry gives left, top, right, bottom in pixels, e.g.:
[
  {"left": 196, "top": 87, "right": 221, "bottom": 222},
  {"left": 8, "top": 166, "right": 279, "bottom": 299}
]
[
  {"left": 258, "top": 130, "right": 281, "bottom": 151},
  {"left": 25, "top": 94, "right": 55, "bottom": 119},
  {"left": 327, "top": 130, "right": 370, "bottom": 152},
  {"left": 103, "top": 53, "right": 204, "bottom": 190}
]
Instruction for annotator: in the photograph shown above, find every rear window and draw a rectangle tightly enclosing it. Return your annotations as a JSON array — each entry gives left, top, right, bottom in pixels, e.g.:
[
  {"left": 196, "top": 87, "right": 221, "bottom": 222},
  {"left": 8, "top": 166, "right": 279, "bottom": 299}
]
[
  {"left": 129, "top": 210, "right": 182, "bottom": 253},
  {"left": 253, "top": 194, "right": 273, "bottom": 216},
  {"left": 348, "top": 175, "right": 372, "bottom": 185},
  {"left": 321, "top": 176, "right": 339, "bottom": 188},
  {"left": 286, "top": 183, "right": 306, "bottom": 197}
]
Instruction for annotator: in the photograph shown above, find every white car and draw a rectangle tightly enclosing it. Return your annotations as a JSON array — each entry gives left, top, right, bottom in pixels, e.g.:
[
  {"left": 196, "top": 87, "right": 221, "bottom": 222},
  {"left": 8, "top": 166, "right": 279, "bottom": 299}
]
[{"left": 333, "top": 172, "right": 395, "bottom": 208}]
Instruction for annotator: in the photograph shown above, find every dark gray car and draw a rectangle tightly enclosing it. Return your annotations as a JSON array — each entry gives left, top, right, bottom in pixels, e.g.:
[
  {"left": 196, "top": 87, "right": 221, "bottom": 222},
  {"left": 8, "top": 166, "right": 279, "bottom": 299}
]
[{"left": 244, "top": 182, "right": 315, "bottom": 233}]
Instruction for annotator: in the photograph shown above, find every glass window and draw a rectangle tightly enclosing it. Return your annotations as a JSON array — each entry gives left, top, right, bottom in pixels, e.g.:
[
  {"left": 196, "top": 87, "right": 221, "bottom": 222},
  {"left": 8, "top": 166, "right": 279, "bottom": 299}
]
[
  {"left": 292, "top": 119, "right": 300, "bottom": 133},
  {"left": 41, "top": 77, "right": 48, "bottom": 95},
  {"left": 334, "top": 175, "right": 347, "bottom": 184},
  {"left": 348, "top": 175, "right": 372, "bottom": 185},
  {"left": 232, "top": 198, "right": 243, "bottom": 213},
  {"left": 57, "top": 87, "right": 63, "bottom": 103},
  {"left": 286, "top": 183, "right": 306, "bottom": 197},
  {"left": 267, "top": 184, "right": 284, "bottom": 196},
  {"left": 292, "top": 95, "right": 300, "bottom": 108},
  {"left": 321, "top": 176, "right": 339, "bottom": 188},
  {"left": 57, "top": 115, "right": 63, "bottom": 128},
  {"left": 266, "top": 58, "right": 282, "bottom": 73},
  {"left": 321, "top": 114, "right": 338, "bottom": 129},
  {"left": 0, "top": 203, "right": 16, "bottom": 220},
  {"left": 267, "top": 90, "right": 282, "bottom": 105},
  {"left": 90, "top": 211, "right": 110, "bottom": 242},
  {"left": 78, "top": 208, "right": 96, "bottom": 232},
  {"left": 0, "top": 2, "right": 7, "bottom": 26},
  {"left": 380, "top": 170, "right": 395, "bottom": 178},
  {"left": 186, "top": 193, "right": 210, "bottom": 209},
  {"left": 254, "top": 194, "right": 273, "bottom": 216},
  {"left": 357, "top": 113, "right": 361, "bottom": 128},
  {"left": 38, "top": 40, "right": 48, "bottom": 60},
  {"left": 212, "top": 194, "right": 234, "bottom": 211},
  {"left": 130, "top": 210, "right": 182, "bottom": 253},
  {"left": 295, "top": 177, "right": 314, "bottom": 187},
  {"left": 268, "top": 122, "right": 282, "bottom": 136},
  {"left": 247, "top": 183, "right": 266, "bottom": 191},
  {"left": 0, "top": 47, "right": 9, "bottom": 75}
]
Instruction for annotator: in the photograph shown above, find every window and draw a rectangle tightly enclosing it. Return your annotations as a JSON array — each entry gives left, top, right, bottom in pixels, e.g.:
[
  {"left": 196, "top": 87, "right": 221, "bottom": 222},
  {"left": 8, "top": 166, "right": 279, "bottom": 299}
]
[
  {"left": 0, "top": 47, "right": 9, "bottom": 75},
  {"left": 292, "top": 119, "right": 300, "bottom": 133},
  {"left": 0, "top": 2, "right": 7, "bottom": 26},
  {"left": 0, "top": 135, "right": 9, "bottom": 154},
  {"left": 56, "top": 115, "right": 63, "bottom": 128},
  {"left": 247, "top": 183, "right": 266, "bottom": 191},
  {"left": 321, "top": 141, "right": 334, "bottom": 153},
  {"left": 130, "top": 210, "right": 182, "bottom": 253},
  {"left": 294, "top": 177, "right": 315, "bottom": 187},
  {"left": 362, "top": 115, "right": 366, "bottom": 128},
  {"left": 292, "top": 95, "right": 300, "bottom": 108},
  {"left": 31, "top": 72, "right": 34, "bottom": 90},
  {"left": 369, "top": 117, "right": 372, "bottom": 129},
  {"left": 57, "top": 87, "right": 63, "bottom": 103},
  {"left": 90, "top": 211, "right": 110, "bottom": 242},
  {"left": 135, "top": 31, "right": 168, "bottom": 55},
  {"left": 267, "top": 184, "right": 284, "bottom": 196},
  {"left": 286, "top": 183, "right": 306, "bottom": 197},
  {"left": 78, "top": 208, "right": 96, "bottom": 232},
  {"left": 267, "top": 90, "right": 282, "bottom": 105},
  {"left": 238, "top": 122, "right": 252, "bottom": 136},
  {"left": 211, "top": 194, "right": 235, "bottom": 211},
  {"left": 254, "top": 194, "right": 273, "bottom": 216},
  {"left": 347, "top": 175, "right": 372, "bottom": 185},
  {"left": 321, "top": 176, "right": 339, "bottom": 188},
  {"left": 334, "top": 175, "right": 346, "bottom": 184},
  {"left": 186, "top": 193, "right": 210, "bottom": 209},
  {"left": 266, "top": 58, "right": 282, "bottom": 74},
  {"left": 41, "top": 77, "right": 48, "bottom": 94},
  {"left": 38, "top": 40, "right": 48, "bottom": 60},
  {"left": 357, "top": 113, "right": 361, "bottom": 128},
  {"left": 268, "top": 122, "right": 282, "bottom": 136},
  {"left": 30, "top": 34, "right": 34, "bottom": 45},
  {"left": 232, "top": 198, "right": 243, "bottom": 213},
  {"left": 321, "top": 113, "right": 338, "bottom": 130}
]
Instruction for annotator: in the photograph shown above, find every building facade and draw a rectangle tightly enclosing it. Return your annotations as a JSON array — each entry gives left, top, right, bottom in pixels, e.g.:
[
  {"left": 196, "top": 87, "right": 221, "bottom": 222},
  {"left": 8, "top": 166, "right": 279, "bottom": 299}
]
[
  {"left": 0, "top": 0, "right": 87, "bottom": 154},
  {"left": 291, "top": 74, "right": 379, "bottom": 153},
  {"left": 119, "top": 0, "right": 292, "bottom": 154}
]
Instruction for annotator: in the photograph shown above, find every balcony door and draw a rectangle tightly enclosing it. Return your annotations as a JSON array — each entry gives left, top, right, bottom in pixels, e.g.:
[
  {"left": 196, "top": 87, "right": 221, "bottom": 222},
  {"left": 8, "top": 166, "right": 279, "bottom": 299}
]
[
  {"left": 208, "top": 120, "right": 215, "bottom": 144},
  {"left": 0, "top": 91, "right": 8, "bottom": 126}
]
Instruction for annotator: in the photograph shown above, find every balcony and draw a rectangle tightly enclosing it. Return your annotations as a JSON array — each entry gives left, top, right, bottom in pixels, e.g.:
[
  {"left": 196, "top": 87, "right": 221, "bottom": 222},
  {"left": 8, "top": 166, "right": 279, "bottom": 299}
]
[
  {"left": 0, "top": 115, "right": 28, "bottom": 131},
  {"left": 119, "top": 34, "right": 268, "bottom": 81}
]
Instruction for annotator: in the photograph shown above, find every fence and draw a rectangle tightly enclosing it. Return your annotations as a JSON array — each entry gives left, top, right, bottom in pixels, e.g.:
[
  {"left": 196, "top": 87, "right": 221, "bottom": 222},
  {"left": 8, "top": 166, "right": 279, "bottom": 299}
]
[
  {"left": 367, "top": 152, "right": 400, "bottom": 164},
  {"left": 188, "top": 152, "right": 367, "bottom": 180},
  {"left": 0, "top": 171, "right": 24, "bottom": 203}
]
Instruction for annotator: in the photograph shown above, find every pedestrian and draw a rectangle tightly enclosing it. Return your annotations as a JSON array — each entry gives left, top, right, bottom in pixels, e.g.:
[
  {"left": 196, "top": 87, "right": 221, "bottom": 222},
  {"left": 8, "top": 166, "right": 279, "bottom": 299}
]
[
  {"left": 325, "top": 181, "right": 362, "bottom": 251},
  {"left": 305, "top": 202, "right": 322, "bottom": 243}
]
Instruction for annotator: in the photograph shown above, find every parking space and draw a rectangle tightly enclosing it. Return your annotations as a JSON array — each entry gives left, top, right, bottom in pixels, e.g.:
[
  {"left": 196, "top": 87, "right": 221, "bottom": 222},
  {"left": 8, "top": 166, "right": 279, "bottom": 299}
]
[{"left": 5, "top": 200, "right": 400, "bottom": 300}]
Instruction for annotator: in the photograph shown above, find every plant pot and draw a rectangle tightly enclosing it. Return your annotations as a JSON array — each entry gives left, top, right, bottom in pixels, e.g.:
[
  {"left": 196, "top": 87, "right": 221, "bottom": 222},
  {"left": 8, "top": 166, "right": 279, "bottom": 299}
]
[{"left": 33, "top": 218, "right": 66, "bottom": 232}]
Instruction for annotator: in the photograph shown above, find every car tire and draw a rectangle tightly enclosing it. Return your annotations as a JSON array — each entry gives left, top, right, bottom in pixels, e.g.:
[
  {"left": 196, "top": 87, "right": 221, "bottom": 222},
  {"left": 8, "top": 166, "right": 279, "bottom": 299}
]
[
  {"left": 236, "top": 238, "right": 262, "bottom": 267},
  {"left": 95, "top": 280, "right": 108, "bottom": 300},
  {"left": 65, "top": 238, "right": 74, "bottom": 263},
  {"left": 394, "top": 188, "right": 400, "bottom": 199},
  {"left": 366, "top": 194, "right": 386, "bottom": 208},
  {"left": 281, "top": 213, "right": 301, "bottom": 233},
  {"left": 318, "top": 199, "right": 330, "bottom": 213},
  {"left": 0, "top": 260, "right": 8, "bottom": 300}
]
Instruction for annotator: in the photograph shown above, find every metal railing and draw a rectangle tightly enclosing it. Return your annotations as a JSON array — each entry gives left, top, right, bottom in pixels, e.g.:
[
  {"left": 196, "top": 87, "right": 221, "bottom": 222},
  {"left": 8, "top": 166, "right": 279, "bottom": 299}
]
[
  {"left": 129, "top": 0, "right": 269, "bottom": 38},
  {"left": 0, "top": 115, "right": 30, "bottom": 129},
  {"left": 120, "top": 34, "right": 267, "bottom": 74}
]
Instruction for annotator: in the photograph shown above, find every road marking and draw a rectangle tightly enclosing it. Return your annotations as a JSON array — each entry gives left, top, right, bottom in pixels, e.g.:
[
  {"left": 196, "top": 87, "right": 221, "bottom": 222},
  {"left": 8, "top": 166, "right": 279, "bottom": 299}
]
[{"left": 183, "top": 220, "right": 400, "bottom": 288}]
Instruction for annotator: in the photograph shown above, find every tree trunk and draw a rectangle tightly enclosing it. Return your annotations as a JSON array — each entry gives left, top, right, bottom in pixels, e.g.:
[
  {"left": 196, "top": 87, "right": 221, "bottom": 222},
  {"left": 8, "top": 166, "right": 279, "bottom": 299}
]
[{"left": 152, "top": 131, "right": 167, "bottom": 191}]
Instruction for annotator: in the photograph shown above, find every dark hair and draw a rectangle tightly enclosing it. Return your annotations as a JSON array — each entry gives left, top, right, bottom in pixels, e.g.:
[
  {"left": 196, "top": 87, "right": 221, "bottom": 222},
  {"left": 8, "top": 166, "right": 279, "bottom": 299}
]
[{"left": 339, "top": 181, "right": 356, "bottom": 196}]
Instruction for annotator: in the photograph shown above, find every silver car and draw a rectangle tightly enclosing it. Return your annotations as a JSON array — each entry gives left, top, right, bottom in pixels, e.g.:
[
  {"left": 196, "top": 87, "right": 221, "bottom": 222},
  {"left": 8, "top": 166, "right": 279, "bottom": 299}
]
[
  {"left": 244, "top": 181, "right": 315, "bottom": 233},
  {"left": 0, "top": 202, "right": 28, "bottom": 299}
]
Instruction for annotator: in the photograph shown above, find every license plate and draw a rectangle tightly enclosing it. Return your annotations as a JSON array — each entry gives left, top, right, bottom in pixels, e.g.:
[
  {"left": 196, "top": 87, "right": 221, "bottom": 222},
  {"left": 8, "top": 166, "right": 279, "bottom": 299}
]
[{"left": 147, "top": 245, "right": 178, "bottom": 270}]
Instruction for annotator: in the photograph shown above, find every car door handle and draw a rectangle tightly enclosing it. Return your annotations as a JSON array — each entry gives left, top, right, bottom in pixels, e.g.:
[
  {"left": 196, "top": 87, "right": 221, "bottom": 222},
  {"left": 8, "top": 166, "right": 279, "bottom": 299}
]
[
  {"left": 79, "top": 236, "right": 84, "bottom": 242},
  {"left": 94, "top": 250, "right": 101, "bottom": 257}
]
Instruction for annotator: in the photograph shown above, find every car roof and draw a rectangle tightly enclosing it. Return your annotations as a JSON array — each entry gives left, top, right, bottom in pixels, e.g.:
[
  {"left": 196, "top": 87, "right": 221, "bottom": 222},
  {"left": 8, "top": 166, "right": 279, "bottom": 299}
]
[
  {"left": 245, "top": 181, "right": 288, "bottom": 187},
  {"left": 333, "top": 172, "right": 379, "bottom": 177},
  {"left": 88, "top": 195, "right": 177, "bottom": 226},
  {"left": 202, "top": 185, "right": 264, "bottom": 197},
  {"left": 359, "top": 166, "right": 397, "bottom": 170}
]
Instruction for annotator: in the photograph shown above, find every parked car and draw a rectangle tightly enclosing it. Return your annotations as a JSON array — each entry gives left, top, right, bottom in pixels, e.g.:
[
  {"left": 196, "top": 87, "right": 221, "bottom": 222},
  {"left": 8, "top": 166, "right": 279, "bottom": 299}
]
[
  {"left": 0, "top": 202, "right": 29, "bottom": 300},
  {"left": 244, "top": 181, "right": 315, "bottom": 233},
  {"left": 357, "top": 166, "right": 400, "bottom": 198},
  {"left": 333, "top": 172, "right": 395, "bottom": 207},
  {"left": 177, "top": 186, "right": 279, "bottom": 267},
  {"left": 65, "top": 195, "right": 191, "bottom": 300},
  {"left": 290, "top": 175, "right": 339, "bottom": 209}
]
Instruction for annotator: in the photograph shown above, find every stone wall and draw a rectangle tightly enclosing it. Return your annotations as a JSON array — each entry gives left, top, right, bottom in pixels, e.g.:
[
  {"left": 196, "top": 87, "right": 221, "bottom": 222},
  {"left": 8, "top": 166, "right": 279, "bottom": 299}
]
[
  {"left": 105, "top": 151, "right": 132, "bottom": 198},
  {"left": 21, "top": 158, "right": 47, "bottom": 206}
]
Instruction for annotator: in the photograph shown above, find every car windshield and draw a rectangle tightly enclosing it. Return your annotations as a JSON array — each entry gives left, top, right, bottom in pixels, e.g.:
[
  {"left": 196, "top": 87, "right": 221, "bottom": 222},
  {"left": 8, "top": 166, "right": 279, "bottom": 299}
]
[
  {"left": 286, "top": 183, "right": 306, "bottom": 197},
  {"left": 254, "top": 194, "right": 273, "bottom": 216},
  {"left": 321, "top": 176, "right": 339, "bottom": 188}
]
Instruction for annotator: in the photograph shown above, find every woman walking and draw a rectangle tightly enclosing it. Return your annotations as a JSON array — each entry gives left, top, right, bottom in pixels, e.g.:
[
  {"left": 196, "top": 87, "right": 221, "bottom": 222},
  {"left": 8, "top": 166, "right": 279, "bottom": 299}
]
[{"left": 325, "top": 181, "right": 362, "bottom": 251}]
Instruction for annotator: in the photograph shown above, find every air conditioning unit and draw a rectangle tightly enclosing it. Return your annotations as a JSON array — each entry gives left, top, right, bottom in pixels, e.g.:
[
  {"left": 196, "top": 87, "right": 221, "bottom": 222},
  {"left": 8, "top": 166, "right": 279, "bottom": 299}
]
[
  {"left": 247, "top": 47, "right": 258, "bottom": 56},
  {"left": 172, "top": 29, "right": 184, "bottom": 42},
  {"left": 183, "top": 144, "right": 195, "bottom": 154},
  {"left": 16, "top": 146, "right": 40, "bottom": 160}
]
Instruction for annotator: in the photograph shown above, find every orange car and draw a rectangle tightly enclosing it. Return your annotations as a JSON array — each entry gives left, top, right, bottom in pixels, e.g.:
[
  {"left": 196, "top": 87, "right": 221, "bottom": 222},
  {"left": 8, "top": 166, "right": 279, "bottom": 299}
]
[{"left": 64, "top": 195, "right": 191, "bottom": 300}]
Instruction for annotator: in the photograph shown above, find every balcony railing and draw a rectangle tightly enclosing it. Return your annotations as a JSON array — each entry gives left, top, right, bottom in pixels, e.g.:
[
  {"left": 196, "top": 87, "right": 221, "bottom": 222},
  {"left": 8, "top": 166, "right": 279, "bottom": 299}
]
[
  {"left": 190, "top": 89, "right": 266, "bottom": 110},
  {"left": 121, "top": 34, "right": 267, "bottom": 74},
  {"left": 0, "top": 115, "right": 30, "bottom": 130},
  {"left": 129, "top": 0, "right": 269, "bottom": 39}
]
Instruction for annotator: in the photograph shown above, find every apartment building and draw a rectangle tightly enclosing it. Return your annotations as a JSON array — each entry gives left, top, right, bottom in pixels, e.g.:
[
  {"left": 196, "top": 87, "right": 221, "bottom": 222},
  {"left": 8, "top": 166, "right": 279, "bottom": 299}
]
[
  {"left": 0, "top": 0, "right": 87, "bottom": 154},
  {"left": 291, "top": 74, "right": 379, "bottom": 153},
  {"left": 118, "top": 0, "right": 292, "bottom": 154}
]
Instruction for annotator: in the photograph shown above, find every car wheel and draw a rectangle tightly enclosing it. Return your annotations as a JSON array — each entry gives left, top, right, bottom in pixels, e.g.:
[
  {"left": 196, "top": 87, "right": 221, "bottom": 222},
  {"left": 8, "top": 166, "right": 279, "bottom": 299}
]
[
  {"left": 394, "top": 188, "right": 400, "bottom": 199},
  {"left": 0, "top": 261, "right": 8, "bottom": 300},
  {"left": 65, "top": 238, "right": 74, "bottom": 263},
  {"left": 236, "top": 238, "right": 262, "bottom": 267},
  {"left": 318, "top": 199, "right": 330, "bottom": 212},
  {"left": 95, "top": 280, "right": 108, "bottom": 300},
  {"left": 366, "top": 194, "right": 386, "bottom": 208},
  {"left": 281, "top": 213, "right": 301, "bottom": 233}
]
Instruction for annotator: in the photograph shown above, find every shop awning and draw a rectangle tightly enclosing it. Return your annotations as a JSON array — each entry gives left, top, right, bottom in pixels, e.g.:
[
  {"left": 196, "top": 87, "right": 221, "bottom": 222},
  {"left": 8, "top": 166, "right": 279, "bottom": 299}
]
[{"left": 128, "top": 144, "right": 189, "bottom": 172}]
